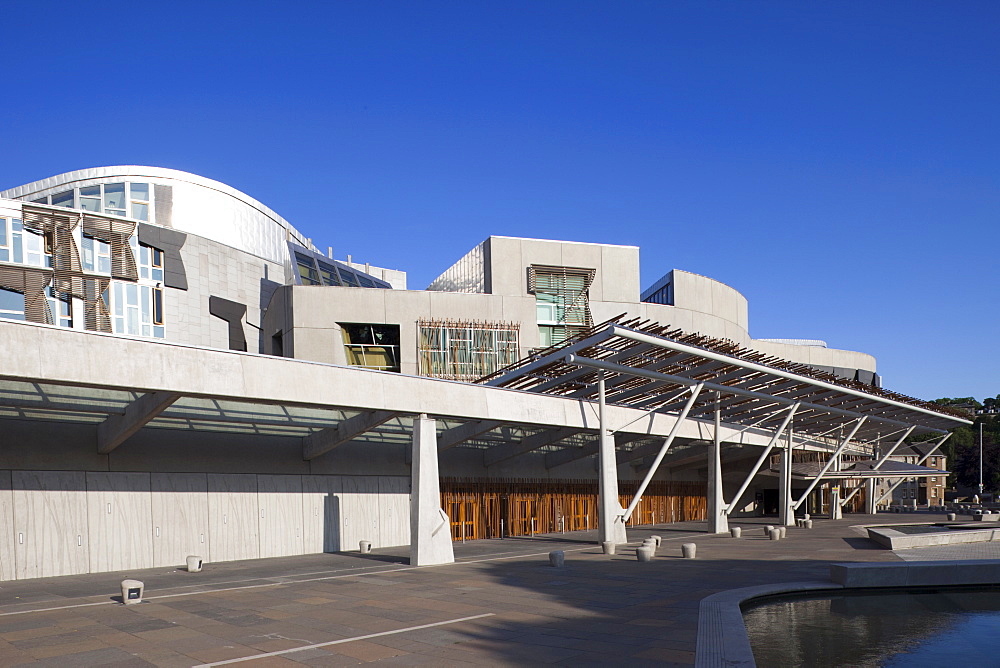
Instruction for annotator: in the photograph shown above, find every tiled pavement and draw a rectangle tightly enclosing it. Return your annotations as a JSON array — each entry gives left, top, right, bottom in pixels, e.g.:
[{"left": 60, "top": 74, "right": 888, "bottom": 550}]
[{"left": 0, "top": 514, "right": 958, "bottom": 666}]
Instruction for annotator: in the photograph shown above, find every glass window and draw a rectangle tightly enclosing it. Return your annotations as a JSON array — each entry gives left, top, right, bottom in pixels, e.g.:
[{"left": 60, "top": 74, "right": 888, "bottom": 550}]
[
  {"left": 51, "top": 191, "right": 74, "bottom": 208},
  {"left": 295, "top": 253, "right": 319, "bottom": 285},
  {"left": 338, "top": 268, "right": 359, "bottom": 287},
  {"left": 318, "top": 261, "right": 341, "bottom": 286},
  {"left": 340, "top": 323, "right": 400, "bottom": 372},
  {"left": 131, "top": 202, "right": 149, "bottom": 220},
  {"left": 22, "top": 229, "right": 49, "bottom": 267},
  {"left": 130, "top": 183, "right": 149, "bottom": 200},
  {"left": 530, "top": 266, "right": 594, "bottom": 346},
  {"left": 82, "top": 235, "right": 111, "bottom": 274},
  {"left": 44, "top": 286, "right": 72, "bottom": 328},
  {"left": 104, "top": 182, "right": 126, "bottom": 215},
  {"left": 418, "top": 321, "right": 520, "bottom": 381},
  {"left": 0, "top": 288, "right": 25, "bottom": 320},
  {"left": 152, "top": 288, "right": 163, "bottom": 325},
  {"left": 80, "top": 197, "right": 101, "bottom": 212}
]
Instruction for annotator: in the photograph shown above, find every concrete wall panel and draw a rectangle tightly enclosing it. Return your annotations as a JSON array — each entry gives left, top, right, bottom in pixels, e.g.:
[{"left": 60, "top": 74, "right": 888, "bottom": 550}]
[
  {"left": 339, "top": 476, "right": 380, "bottom": 549},
  {"left": 378, "top": 476, "right": 410, "bottom": 548},
  {"left": 207, "top": 473, "right": 260, "bottom": 562},
  {"left": 302, "top": 475, "right": 342, "bottom": 553},
  {"left": 0, "top": 472, "right": 14, "bottom": 581},
  {"left": 151, "top": 472, "right": 209, "bottom": 567},
  {"left": 86, "top": 472, "right": 153, "bottom": 573},
  {"left": 257, "top": 474, "right": 304, "bottom": 558},
  {"left": 12, "top": 471, "right": 90, "bottom": 579},
  {"left": 485, "top": 237, "right": 524, "bottom": 297}
]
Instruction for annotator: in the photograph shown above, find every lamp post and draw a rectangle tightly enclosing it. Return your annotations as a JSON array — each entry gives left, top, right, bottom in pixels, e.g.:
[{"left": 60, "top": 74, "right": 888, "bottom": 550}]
[{"left": 979, "top": 421, "right": 985, "bottom": 497}]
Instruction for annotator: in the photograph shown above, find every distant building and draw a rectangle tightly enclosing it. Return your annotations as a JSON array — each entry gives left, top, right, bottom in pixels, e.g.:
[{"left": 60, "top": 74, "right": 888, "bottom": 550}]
[{"left": 879, "top": 444, "right": 947, "bottom": 507}]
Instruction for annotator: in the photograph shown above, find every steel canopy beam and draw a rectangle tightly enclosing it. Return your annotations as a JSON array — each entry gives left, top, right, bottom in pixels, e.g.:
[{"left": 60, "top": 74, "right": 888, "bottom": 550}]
[
  {"left": 724, "top": 403, "right": 799, "bottom": 514},
  {"left": 839, "top": 426, "right": 918, "bottom": 507},
  {"left": 610, "top": 326, "right": 969, "bottom": 427},
  {"left": 303, "top": 410, "right": 399, "bottom": 460},
  {"left": 437, "top": 420, "right": 502, "bottom": 451},
  {"left": 545, "top": 432, "right": 644, "bottom": 470},
  {"left": 97, "top": 391, "right": 181, "bottom": 454},
  {"left": 792, "top": 417, "right": 867, "bottom": 511},
  {"left": 564, "top": 354, "right": 945, "bottom": 436},
  {"left": 621, "top": 383, "right": 705, "bottom": 522},
  {"left": 484, "top": 427, "right": 585, "bottom": 467},
  {"left": 874, "top": 433, "right": 952, "bottom": 506}
]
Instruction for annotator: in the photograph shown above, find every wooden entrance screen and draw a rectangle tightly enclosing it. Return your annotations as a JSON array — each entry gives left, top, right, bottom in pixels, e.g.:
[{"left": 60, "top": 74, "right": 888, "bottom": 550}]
[{"left": 440, "top": 478, "right": 706, "bottom": 541}]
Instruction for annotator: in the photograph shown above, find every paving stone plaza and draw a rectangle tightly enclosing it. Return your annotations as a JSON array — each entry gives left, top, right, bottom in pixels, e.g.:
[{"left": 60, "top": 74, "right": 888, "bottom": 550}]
[{"left": 0, "top": 513, "right": 986, "bottom": 666}]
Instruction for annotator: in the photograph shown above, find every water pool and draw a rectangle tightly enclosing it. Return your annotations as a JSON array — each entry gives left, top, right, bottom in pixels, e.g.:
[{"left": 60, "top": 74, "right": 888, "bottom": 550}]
[{"left": 742, "top": 587, "right": 1000, "bottom": 666}]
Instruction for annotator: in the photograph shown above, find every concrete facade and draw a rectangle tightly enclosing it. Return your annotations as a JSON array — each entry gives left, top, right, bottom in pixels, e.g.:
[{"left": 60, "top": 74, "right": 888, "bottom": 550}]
[{"left": 0, "top": 165, "right": 956, "bottom": 582}]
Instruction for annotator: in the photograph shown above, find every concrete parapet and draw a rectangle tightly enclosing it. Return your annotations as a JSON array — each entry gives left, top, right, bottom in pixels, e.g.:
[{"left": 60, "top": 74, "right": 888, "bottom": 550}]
[{"left": 830, "top": 560, "right": 1000, "bottom": 588}]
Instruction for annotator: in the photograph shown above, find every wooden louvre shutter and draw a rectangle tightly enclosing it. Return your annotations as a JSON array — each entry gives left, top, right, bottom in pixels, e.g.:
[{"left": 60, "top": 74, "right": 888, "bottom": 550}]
[
  {"left": 527, "top": 265, "right": 596, "bottom": 338},
  {"left": 0, "top": 265, "right": 53, "bottom": 324}
]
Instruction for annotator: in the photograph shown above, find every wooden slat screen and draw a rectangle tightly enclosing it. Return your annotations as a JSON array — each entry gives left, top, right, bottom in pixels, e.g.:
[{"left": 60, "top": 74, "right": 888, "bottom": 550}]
[{"left": 441, "top": 478, "right": 707, "bottom": 540}]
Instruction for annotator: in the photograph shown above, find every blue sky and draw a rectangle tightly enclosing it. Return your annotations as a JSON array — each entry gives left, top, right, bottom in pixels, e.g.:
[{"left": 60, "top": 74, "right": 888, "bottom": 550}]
[{"left": 1, "top": 1, "right": 996, "bottom": 401}]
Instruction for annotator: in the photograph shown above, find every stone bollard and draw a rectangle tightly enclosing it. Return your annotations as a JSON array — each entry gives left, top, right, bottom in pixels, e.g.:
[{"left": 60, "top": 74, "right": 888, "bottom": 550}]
[
  {"left": 764, "top": 525, "right": 775, "bottom": 537},
  {"left": 121, "top": 579, "right": 144, "bottom": 605},
  {"left": 730, "top": 527, "right": 742, "bottom": 538},
  {"left": 947, "top": 513, "right": 957, "bottom": 521},
  {"left": 651, "top": 535, "right": 662, "bottom": 547},
  {"left": 549, "top": 550, "right": 565, "bottom": 567},
  {"left": 602, "top": 541, "right": 617, "bottom": 555},
  {"left": 681, "top": 543, "right": 697, "bottom": 559},
  {"left": 642, "top": 538, "right": 657, "bottom": 556},
  {"left": 778, "top": 527, "right": 787, "bottom": 539},
  {"left": 636, "top": 545, "right": 654, "bottom": 562},
  {"left": 185, "top": 555, "right": 203, "bottom": 573},
  {"left": 769, "top": 528, "right": 781, "bottom": 541},
  {"left": 805, "top": 519, "right": 813, "bottom": 529},
  {"left": 795, "top": 519, "right": 803, "bottom": 527},
  {"left": 359, "top": 540, "right": 372, "bottom": 554},
  {"left": 803, "top": 514, "right": 810, "bottom": 521}
]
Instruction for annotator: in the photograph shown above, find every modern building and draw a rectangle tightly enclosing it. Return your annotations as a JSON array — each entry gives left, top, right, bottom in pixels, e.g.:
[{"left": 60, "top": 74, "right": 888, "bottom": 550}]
[
  {"left": 880, "top": 444, "right": 948, "bottom": 507},
  {"left": 0, "top": 166, "right": 970, "bottom": 580}
]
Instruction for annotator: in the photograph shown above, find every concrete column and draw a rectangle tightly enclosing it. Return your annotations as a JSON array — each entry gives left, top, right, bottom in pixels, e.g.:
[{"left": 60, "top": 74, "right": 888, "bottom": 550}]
[
  {"left": 865, "top": 478, "right": 876, "bottom": 515},
  {"left": 707, "top": 395, "right": 728, "bottom": 534},
  {"left": 829, "top": 483, "right": 842, "bottom": 520},
  {"left": 778, "top": 424, "right": 794, "bottom": 526},
  {"left": 597, "top": 374, "right": 628, "bottom": 545},
  {"left": 409, "top": 414, "right": 455, "bottom": 566}
]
